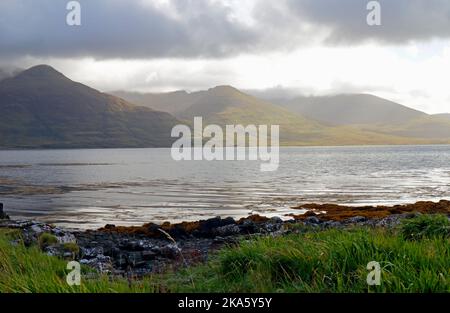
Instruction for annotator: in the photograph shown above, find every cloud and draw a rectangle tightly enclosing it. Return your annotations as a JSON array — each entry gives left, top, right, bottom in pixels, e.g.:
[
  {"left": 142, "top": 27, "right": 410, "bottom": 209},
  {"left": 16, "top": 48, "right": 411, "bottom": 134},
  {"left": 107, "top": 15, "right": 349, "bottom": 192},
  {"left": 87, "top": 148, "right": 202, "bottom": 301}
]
[
  {"left": 283, "top": 0, "right": 450, "bottom": 44},
  {"left": 0, "top": 66, "right": 23, "bottom": 81},
  {"left": 2, "top": 0, "right": 450, "bottom": 61},
  {"left": 0, "top": 0, "right": 259, "bottom": 60}
]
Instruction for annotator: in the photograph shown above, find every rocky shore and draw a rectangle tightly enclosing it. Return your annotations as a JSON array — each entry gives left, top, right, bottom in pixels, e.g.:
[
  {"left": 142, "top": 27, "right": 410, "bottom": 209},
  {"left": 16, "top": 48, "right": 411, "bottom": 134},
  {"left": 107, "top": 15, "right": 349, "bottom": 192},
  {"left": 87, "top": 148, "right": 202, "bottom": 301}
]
[{"left": 1, "top": 200, "right": 449, "bottom": 278}]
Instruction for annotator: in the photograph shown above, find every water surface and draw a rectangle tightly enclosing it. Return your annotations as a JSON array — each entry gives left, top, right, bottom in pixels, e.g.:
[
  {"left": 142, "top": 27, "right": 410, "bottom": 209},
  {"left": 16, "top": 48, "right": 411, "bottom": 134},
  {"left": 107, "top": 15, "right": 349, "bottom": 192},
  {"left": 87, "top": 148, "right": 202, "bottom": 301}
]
[{"left": 1, "top": 145, "right": 449, "bottom": 229}]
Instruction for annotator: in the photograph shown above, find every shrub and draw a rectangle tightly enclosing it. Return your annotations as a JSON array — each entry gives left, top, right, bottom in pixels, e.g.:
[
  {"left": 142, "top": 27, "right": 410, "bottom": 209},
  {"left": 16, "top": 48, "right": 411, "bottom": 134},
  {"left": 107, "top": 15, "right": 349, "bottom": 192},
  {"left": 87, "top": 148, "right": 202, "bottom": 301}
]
[
  {"left": 400, "top": 214, "right": 450, "bottom": 240},
  {"left": 38, "top": 233, "right": 58, "bottom": 249},
  {"left": 62, "top": 242, "right": 80, "bottom": 255}
]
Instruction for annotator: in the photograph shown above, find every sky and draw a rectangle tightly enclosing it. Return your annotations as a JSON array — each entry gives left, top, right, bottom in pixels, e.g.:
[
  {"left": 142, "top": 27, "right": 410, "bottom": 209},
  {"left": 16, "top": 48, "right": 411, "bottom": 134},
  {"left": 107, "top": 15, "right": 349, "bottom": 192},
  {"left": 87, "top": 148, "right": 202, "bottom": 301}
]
[{"left": 1, "top": 0, "right": 450, "bottom": 114}]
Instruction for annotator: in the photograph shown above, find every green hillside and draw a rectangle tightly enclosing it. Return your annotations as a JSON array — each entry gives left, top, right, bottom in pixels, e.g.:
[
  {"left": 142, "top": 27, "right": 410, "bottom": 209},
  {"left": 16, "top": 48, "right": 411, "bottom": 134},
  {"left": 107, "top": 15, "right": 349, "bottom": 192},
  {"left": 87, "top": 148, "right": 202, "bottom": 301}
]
[{"left": 115, "top": 86, "right": 441, "bottom": 146}]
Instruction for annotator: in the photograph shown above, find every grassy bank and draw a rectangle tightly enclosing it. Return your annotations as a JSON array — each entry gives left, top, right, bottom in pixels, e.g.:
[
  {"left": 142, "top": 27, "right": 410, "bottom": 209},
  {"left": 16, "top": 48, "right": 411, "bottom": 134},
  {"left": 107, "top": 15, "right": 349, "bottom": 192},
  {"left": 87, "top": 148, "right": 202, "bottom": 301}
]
[
  {"left": 0, "top": 229, "right": 160, "bottom": 293},
  {"left": 1, "top": 215, "right": 449, "bottom": 293}
]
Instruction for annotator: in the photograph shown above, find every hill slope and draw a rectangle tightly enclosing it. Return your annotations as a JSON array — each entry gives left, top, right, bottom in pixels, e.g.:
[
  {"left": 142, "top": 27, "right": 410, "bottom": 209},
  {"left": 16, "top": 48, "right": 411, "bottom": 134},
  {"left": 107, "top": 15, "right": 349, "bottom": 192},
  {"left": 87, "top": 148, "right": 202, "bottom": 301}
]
[
  {"left": 114, "top": 87, "right": 437, "bottom": 146},
  {"left": 275, "top": 94, "right": 427, "bottom": 126},
  {"left": 434, "top": 113, "right": 450, "bottom": 120},
  {"left": 263, "top": 93, "right": 450, "bottom": 142},
  {"left": 0, "top": 65, "right": 180, "bottom": 148}
]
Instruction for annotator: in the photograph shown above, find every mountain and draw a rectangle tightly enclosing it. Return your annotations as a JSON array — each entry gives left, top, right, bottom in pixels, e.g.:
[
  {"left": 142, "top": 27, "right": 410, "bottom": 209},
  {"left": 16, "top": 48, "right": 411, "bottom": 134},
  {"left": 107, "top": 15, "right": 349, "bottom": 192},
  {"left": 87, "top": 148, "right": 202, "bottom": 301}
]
[
  {"left": 113, "top": 90, "right": 197, "bottom": 115},
  {"left": 0, "top": 67, "right": 22, "bottom": 82},
  {"left": 274, "top": 94, "right": 427, "bottom": 126},
  {"left": 255, "top": 92, "right": 450, "bottom": 142},
  {"left": 434, "top": 113, "right": 450, "bottom": 120},
  {"left": 0, "top": 65, "right": 180, "bottom": 148},
  {"left": 272, "top": 94, "right": 450, "bottom": 143},
  {"left": 376, "top": 114, "right": 450, "bottom": 139},
  {"left": 114, "top": 86, "right": 440, "bottom": 146}
]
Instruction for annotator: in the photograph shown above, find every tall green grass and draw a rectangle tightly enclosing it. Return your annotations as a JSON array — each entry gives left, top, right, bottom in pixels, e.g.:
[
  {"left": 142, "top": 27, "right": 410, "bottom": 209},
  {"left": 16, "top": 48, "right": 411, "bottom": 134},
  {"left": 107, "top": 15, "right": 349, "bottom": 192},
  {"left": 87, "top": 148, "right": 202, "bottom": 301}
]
[
  {"left": 170, "top": 227, "right": 450, "bottom": 293},
  {"left": 400, "top": 214, "right": 450, "bottom": 240},
  {"left": 1, "top": 215, "right": 449, "bottom": 293},
  {"left": 0, "top": 230, "right": 161, "bottom": 293}
]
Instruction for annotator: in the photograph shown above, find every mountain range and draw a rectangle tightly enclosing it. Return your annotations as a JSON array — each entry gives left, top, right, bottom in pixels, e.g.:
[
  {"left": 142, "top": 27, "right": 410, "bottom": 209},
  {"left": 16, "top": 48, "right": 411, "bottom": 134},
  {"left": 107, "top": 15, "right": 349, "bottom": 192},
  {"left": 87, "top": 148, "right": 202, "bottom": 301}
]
[
  {"left": 0, "top": 64, "right": 449, "bottom": 149},
  {"left": 0, "top": 65, "right": 179, "bottom": 148},
  {"left": 113, "top": 88, "right": 450, "bottom": 146}
]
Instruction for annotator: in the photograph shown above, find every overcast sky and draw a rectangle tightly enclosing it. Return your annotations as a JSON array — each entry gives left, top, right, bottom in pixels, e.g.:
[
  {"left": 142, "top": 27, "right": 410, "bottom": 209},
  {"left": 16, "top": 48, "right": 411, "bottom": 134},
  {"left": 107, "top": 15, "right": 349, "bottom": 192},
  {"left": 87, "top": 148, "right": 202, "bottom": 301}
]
[{"left": 1, "top": 0, "right": 450, "bottom": 113}]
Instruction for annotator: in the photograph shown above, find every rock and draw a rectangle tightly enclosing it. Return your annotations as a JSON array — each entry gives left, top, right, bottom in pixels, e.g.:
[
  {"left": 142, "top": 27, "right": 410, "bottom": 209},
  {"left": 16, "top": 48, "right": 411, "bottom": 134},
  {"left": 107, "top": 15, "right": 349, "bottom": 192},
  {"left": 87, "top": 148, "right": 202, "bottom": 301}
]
[
  {"left": 123, "top": 252, "right": 146, "bottom": 267},
  {"left": 213, "top": 236, "right": 226, "bottom": 244},
  {"left": 323, "top": 221, "right": 343, "bottom": 228},
  {"left": 142, "top": 250, "right": 157, "bottom": 260},
  {"left": 343, "top": 216, "right": 368, "bottom": 224},
  {"left": 0, "top": 203, "right": 9, "bottom": 220},
  {"left": 196, "top": 216, "right": 236, "bottom": 237},
  {"left": 56, "top": 233, "right": 77, "bottom": 244},
  {"left": 239, "top": 220, "right": 258, "bottom": 233},
  {"left": 269, "top": 216, "right": 283, "bottom": 224},
  {"left": 81, "top": 246, "right": 105, "bottom": 259},
  {"left": 214, "top": 224, "right": 241, "bottom": 237},
  {"left": 28, "top": 222, "right": 52, "bottom": 236},
  {"left": 261, "top": 217, "right": 284, "bottom": 233},
  {"left": 304, "top": 216, "right": 321, "bottom": 225},
  {"left": 80, "top": 255, "right": 113, "bottom": 273},
  {"left": 376, "top": 214, "right": 403, "bottom": 227},
  {"left": 119, "top": 240, "right": 145, "bottom": 251},
  {"left": 30, "top": 224, "right": 44, "bottom": 234},
  {"left": 45, "top": 246, "right": 61, "bottom": 257},
  {"left": 160, "top": 243, "right": 181, "bottom": 259}
]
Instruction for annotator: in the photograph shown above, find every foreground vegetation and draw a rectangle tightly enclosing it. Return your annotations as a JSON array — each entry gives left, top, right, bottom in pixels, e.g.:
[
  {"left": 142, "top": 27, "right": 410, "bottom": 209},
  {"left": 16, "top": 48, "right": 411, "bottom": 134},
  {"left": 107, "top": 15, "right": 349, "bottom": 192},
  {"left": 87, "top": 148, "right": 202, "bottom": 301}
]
[{"left": 1, "top": 214, "right": 449, "bottom": 293}]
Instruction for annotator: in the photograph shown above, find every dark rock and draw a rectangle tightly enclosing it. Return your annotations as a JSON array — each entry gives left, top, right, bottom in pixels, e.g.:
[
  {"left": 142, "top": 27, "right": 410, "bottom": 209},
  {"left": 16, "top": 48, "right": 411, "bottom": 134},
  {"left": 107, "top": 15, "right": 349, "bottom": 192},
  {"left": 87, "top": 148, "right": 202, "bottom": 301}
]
[
  {"left": 0, "top": 203, "right": 10, "bottom": 220},
  {"left": 197, "top": 216, "right": 236, "bottom": 237},
  {"left": 269, "top": 217, "right": 283, "bottom": 224},
  {"left": 160, "top": 243, "right": 182, "bottom": 259},
  {"left": 263, "top": 217, "right": 284, "bottom": 232},
  {"left": 80, "top": 255, "right": 113, "bottom": 273},
  {"left": 119, "top": 240, "right": 145, "bottom": 251},
  {"left": 343, "top": 216, "right": 368, "bottom": 224},
  {"left": 323, "top": 221, "right": 343, "bottom": 228},
  {"left": 376, "top": 214, "right": 403, "bottom": 227},
  {"left": 304, "top": 216, "right": 321, "bottom": 225},
  {"left": 239, "top": 220, "right": 258, "bottom": 234},
  {"left": 145, "top": 223, "right": 161, "bottom": 235},
  {"left": 214, "top": 224, "right": 241, "bottom": 237},
  {"left": 123, "top": 252, "right": 146, "bottom": 267},
  {"left": 142, "top": 250, "right": 157, "bottom": 260},
  {"left": 213, "top": 236, "right": 226, "bottom": 244},
  {"left": 81, "top": 246, "right": 105, "bottom": 259}
]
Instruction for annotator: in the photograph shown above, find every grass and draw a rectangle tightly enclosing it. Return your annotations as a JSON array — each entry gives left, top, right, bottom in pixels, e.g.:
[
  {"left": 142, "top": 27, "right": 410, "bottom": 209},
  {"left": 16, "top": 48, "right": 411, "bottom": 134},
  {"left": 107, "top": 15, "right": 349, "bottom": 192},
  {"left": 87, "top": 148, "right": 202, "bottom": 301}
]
[
  {"left": 170, "top": 227, "right": 449, "bottom": 293},
  {"left": 400, "top": 214, "right": 450, "bottom": 240},
  {"left": 0, "top": 230, "right": 162, "bottom": 293},
  {"left": 38, "top": 233, "right": 58, "bottom": 249},
  {"left": 62, "top": 242, "right": 80, "bottom": 255},
  {"left": 0, "top": 215, "right": 449, "bottom": 293}
]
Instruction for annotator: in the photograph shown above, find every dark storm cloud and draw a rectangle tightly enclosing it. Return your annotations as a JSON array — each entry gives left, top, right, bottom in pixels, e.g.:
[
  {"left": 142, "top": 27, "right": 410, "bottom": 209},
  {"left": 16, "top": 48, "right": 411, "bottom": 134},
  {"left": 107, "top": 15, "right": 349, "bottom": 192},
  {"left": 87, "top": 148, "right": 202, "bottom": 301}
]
[
  {"left": 283, "top": 0, "right": 450, "bottom": 44},
  {"left": 0, "top": 0, "right": 258, "bottom": 59},
  {"left": 1, "top": 0, "right": 450, "bottom": 61}
]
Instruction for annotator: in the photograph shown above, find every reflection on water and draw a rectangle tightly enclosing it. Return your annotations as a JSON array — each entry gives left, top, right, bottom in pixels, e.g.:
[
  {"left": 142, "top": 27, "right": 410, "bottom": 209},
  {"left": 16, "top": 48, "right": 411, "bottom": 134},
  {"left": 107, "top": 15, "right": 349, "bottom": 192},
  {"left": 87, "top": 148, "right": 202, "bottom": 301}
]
[{"left": 0, "top": 145, "right": 450, "bottom": 229}]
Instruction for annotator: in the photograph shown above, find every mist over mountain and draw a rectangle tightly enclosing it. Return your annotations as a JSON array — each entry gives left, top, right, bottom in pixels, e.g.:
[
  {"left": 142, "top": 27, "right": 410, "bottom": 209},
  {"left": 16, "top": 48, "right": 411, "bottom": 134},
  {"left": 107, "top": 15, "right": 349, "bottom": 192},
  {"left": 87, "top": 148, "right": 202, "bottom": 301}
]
[
  {"left": 0, "top": 67, "right": 22, "bottom": 82},
  {"left": 273, "top": 94, "right": 426, "bottom": 126},
  {"left": 0, "top": 65, "right": 180, "bottom": 148}
]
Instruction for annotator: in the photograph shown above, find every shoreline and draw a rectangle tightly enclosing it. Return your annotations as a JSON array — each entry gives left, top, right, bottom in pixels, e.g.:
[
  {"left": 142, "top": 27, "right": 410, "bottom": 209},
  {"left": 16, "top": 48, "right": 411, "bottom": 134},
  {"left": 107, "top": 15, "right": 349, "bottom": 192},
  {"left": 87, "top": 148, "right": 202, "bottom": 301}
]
[
  {"left": 1, "top": 200, "right": 449, "bottom": 277},
  {"left": 2, "top": 143, "right": 450, "bottom": 152}
]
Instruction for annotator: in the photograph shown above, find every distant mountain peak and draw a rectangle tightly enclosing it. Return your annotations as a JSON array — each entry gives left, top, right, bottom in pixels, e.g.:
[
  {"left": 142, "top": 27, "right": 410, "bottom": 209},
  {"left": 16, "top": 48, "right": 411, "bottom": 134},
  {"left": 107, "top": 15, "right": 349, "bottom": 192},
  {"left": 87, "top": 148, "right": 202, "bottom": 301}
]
[
  {"left": 16, "top": 64, "right": 67, "bottom": 80},
  {"left": 0, "top": 65, "right": 180, "bottom": 149},
  {"left": 209, "top": 85, "right": 240, "bottom": 92}
]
